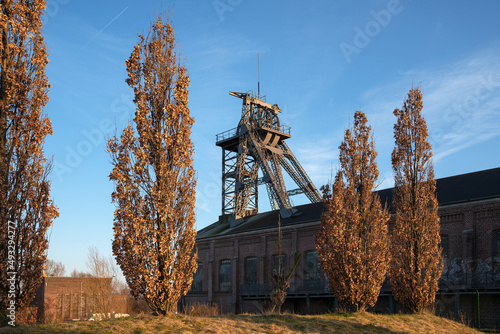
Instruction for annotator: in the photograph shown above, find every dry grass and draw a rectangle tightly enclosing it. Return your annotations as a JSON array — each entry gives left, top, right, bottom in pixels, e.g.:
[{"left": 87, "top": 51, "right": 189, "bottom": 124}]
[
  {"left": 182, "top": 302, "right": 220, "bottom": 317},
  {"left": 0, "top": 312, "right": 481, "bottom": 333}
]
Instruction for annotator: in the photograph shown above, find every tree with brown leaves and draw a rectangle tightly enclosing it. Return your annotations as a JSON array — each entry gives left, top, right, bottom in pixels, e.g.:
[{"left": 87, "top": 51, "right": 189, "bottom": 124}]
[
  {"left": 389, "top": 87, "right": 443, "bottom": 313},
  {"left": 108, "top": 14, "right": 197, "bottom": 315},
  {"left": 0, "top": 0, "right": 58, "bottom": 322},
  {"left": 316, "top": 111, "right": 389, "bottom": 312}
]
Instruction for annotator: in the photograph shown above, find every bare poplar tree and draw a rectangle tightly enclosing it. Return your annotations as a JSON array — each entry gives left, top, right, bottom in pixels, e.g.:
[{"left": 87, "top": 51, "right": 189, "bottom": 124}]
[
  {"left": 270, "top": 216, "right": 302, "bottom": 314},
  {"left": 45, "top": 259, "right": 66, "bottom": 277},
  {"left": 70, "top": 269, "right": 92, "bottom": 278},
  {"left": 389, "top": 87, "right": 443, "bottom": 312},
  {"left": 108, "top": 14, "right": 197, "bottom": 315},
  {"left": 316, "top": 111, "right": 389, "bottom": 312},
  {"left": 85, "top": 247, "right": 117, "bottom": 318},
  {"left": 0, "top": 0, "right": 58, "bottom": 318}
]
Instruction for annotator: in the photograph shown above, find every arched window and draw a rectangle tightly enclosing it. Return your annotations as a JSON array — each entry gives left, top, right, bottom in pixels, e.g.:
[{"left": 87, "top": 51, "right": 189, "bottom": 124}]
[
  {"left": 191, "top": 263, "right": 202, "bottom": 292},
  {"left": 244, "top": 257, "right": 258, "bottom": 285},
  {"left": 493, "top": 230, "right": 500, "bottom": 259},
  {"left": 273, "top": 254, "right": 287, "bottom": 278},
  {"left": 440, "top": 235, "right": 449, "bottom": 268},
  {"left": 219, "top": 260, "right": 231, "bottom": 292},
  {"left": 304, "top": 250, "right": 321, "bottom": 281},
  {"left": 440, "top": 235, "right": 449, "bottom": 259}
]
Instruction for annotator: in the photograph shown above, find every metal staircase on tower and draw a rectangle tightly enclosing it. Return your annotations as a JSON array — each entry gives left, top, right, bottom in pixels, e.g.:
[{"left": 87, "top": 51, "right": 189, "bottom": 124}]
[{"left": 216, "top": 91, "right": 321, "bottom": 226}]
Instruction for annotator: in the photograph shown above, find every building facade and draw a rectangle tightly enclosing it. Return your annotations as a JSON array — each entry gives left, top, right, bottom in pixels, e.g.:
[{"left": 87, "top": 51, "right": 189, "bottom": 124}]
[
  {"left": 185, "top": 168, "right": 500, "bottom": 328},
  {"left": 32, "top": 276, "right": 127, "bottom": 322}
]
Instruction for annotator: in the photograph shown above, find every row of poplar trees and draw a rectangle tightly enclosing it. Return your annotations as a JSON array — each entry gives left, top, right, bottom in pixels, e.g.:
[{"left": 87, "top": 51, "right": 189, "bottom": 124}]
[
  {"left": 316, "top": 88, "right": 443, "bottom": 313},
  {"left": 1, "top": 1, "right": 198, "bottom": 320},
  {"left": 1, "top": 0, "right": 441, "bottom": 320}
]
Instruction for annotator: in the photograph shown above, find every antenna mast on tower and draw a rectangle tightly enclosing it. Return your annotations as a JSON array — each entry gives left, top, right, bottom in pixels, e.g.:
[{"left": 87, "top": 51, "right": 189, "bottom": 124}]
[{"left": 257, "top": 52, "right": 260, "bottom": 97}]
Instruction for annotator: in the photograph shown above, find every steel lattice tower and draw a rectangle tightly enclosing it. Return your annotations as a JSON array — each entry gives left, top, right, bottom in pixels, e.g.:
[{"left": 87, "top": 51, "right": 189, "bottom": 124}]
[{"left": 216, "top": 91, "right": 321, "bottom": 224}]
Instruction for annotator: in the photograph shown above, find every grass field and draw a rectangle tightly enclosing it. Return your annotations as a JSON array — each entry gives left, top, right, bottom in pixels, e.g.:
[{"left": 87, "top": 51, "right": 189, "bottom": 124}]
[{"left": 0, "top": 312, "right": 486, "bottom": 334}]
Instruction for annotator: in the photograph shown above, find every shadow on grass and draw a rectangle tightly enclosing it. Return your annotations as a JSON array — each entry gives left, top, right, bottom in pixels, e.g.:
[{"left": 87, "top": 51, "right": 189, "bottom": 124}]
[
  {"left": 0, "top": 320, "right": 121, "bottom": 334},
  {"left": 228, "top": 313, "right": 408, "bottom": 334},
  {"left": 0, "top": 325, "right": 91, "bottom": 334},
  {"left": 0, "top": 312, "right": 482, "bottom": 334}
]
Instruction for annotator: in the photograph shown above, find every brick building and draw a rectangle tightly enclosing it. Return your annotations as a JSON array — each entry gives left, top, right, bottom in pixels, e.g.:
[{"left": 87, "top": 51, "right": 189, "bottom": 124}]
[
  {"left": 32, "top": 276, "right": 127, "bottom": 322},
  {"left": 185, "top": 167, "right": 500, "bottom": 328}
]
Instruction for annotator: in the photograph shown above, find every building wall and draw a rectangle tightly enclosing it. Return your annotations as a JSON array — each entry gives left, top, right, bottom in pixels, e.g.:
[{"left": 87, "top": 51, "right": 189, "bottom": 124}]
[
  {"left": 186, "top": 221, "right": 323, "bottom": 313},
  {"left": 33, "top": 277, "right": 126, "bottom": 322},
  {"left": 185, "top": 198, "right": 500, "bottom": 328},
  {"left": 440, "top": 199, "right": 500, "bottom": 289}
]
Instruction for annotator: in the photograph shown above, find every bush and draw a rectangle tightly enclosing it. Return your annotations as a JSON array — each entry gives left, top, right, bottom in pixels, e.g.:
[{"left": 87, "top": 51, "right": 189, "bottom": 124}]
[{"left": 16, "top": 307, "right": 37, "bottom": 325}]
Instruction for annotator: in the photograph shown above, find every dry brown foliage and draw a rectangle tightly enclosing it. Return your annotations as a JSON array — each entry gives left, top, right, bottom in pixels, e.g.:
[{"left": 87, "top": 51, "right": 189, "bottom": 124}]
[
  {"left": 107, "top": 13, "right": 197, "bottom": 316},
  {"left": 389, "top": 87, "right": 443, "bottom": 312},
  {"left": 13, "top": 307, "right": 36, "bottom": 325},
  {"left": 316, "top": 111, "right": 389, "bottom": 312},
  {"left": 270, "top": 272, "right": 289, "bottom": 314},
  {"left": 0, "top": 0, "right": 58, "bottom": 318}
]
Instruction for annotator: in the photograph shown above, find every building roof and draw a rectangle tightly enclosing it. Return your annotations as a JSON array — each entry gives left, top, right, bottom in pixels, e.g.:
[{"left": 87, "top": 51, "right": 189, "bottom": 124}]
[
  {"left": 197, "top": 167, "right": 500, "bottom": 240},
  {"left": 377, "top": 166, "right": 500, "bottom": 209}
]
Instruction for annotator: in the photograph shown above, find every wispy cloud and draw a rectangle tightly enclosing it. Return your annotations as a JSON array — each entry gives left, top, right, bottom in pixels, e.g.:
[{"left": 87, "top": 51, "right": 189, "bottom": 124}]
[
  {"left": 188, "top": 30, "right": 261, "bottom": 71},
  {"left": 279, "top": 48, "right": 500, "bottom": 191},
  {"left": 86, "top": 6, "right": 129, "bottom": 45},
  {"left": 293, "top": 133, "right": 343, "bottom": 187},
  {"left": 360, "top": 47, "right": 500, "bottom": 165}
]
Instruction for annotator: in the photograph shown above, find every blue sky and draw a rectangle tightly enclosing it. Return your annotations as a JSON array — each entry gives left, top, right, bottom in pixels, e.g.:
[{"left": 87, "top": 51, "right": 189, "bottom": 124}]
[{"left": 41, "top": 0, "right": 500, "bottom": 275}]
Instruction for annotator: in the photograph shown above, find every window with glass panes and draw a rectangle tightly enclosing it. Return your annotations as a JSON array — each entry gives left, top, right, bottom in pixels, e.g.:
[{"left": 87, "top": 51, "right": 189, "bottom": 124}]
[
  {"left": 272, "top": 254, "right": 287, "bottom": 277},
  {"left": 494, "top": 231, "right": 500, "bottom": 259},
  {"left": 440, "top": 235, "right": 449, "bottom": 268},
  {"left": 191, "top": 263, "right": 202, "bottom": 292},
  {"left": 440, "top": 235, "right": 449, "bottom": 258},
  {"left": 245, "top": 257, "right": 258, "bottom": 285},
  {"left": 304, "top": 251, "right": 322, "bottom": 281},
  {"left": 219, "top": 260, "right": 231, "bottom": 292}
]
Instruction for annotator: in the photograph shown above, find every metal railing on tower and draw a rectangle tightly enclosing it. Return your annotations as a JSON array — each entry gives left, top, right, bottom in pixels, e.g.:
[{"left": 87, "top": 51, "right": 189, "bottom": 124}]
[{"left": 216, "top": 91, "right": 321, "bottom": 226}]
